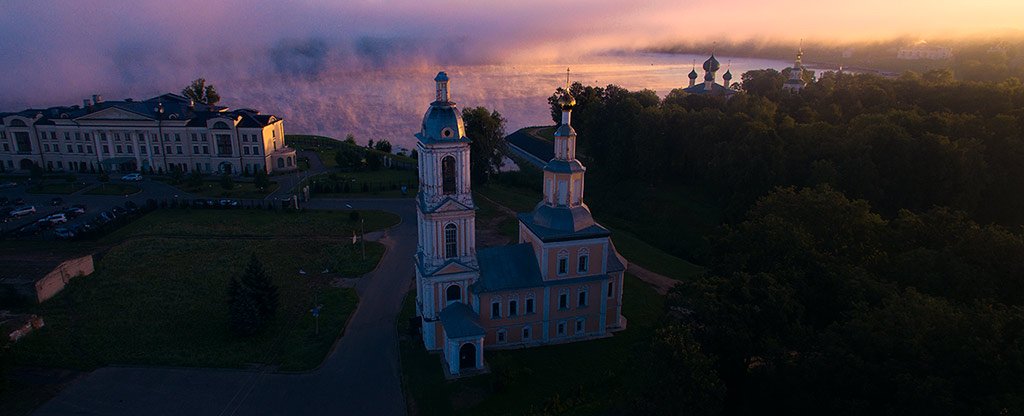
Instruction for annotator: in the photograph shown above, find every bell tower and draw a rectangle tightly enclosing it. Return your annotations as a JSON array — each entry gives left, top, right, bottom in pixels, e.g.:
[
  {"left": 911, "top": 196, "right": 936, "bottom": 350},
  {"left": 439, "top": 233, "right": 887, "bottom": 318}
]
[{"left": 414, "top": 71, "right": 479, "bottom": 351}]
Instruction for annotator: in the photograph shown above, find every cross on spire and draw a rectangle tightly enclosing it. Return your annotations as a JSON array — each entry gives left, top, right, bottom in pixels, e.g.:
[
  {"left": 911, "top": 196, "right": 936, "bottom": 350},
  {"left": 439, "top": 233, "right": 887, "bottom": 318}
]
[{"left": 565, "top": 67, "right": 571, "bottom": 90}]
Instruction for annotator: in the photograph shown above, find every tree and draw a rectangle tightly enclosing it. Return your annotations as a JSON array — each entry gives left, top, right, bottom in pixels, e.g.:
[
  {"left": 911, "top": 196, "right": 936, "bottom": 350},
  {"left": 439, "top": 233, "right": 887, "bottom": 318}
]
[
  {"left": 187, "top": 170, "right": 204, "bottom": 188},
  {"left": 462, "top": 106, "right": 507, "bottom": 185},
  {"left": 253, "top": 169, "right": 270, "bottom": 189},
  {"left": 344, "top": 134, "right": 356, "bottom": 145},
  {"left": 182, "top": 78, "right": 221, "bottom": 106},
  {"left": 227, "top": 255, "right": 279, "bottom": 336},
  {"left": 220, "top": 173, "right": 235, "bottom": 190},
  {"left": 374, "top": 139, "right": 393, "bottom": 153},
  {"left": 365, "top": 152, "right": 382, "bottom": 171},
  {"left": 335, "top": 146, "right": 362, "bottom": 171}
]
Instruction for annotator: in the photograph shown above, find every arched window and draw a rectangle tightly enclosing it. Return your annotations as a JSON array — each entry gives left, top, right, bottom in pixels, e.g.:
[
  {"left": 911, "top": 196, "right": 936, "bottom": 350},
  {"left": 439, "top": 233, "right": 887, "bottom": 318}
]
[
  {"left": 286, "top": 156, "right": 293, "bottom": 166},
  {"left": 446, "top": 284, "right": 461, "bottom": 303},
  {"left": 441, "top": 156, "right": 456, "bottom": 195},
  {"left": 212, "top": 121, "right": 230, "bottom": 129},
  {"left": 577, "top": 248, "right": 590, "bottom": 273},
  {"left": 277, "top": 158, "right": 284, "bottom": 168},
  {"left": 9, "top": 119, "right": 26, "bottom": 127},
  {"left": 444, "top": 223, "right": 458, "bottom": 258}
]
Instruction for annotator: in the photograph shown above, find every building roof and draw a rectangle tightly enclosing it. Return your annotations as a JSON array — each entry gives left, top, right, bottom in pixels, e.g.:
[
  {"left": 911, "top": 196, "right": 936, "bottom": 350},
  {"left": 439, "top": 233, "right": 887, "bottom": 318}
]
[
  {"left": 473, "top": 243, "right": 544, "bottom": 293},
  {"left": 543, "top": 159, "right": 585, "bottom": 174},
  {"left": 518, "top": 208, "right": 611, "bottom": 243},
  {"left": 417, "top": 103, "right": 468, "bottom": 145},
  {"left": 439, "top": 302, "right": 484, "bottom": 339},
  {"left": 683, "top": 81, "right": 737, "bottom": 96},
  {"left": 1, "top": 94, "right": 280, "bottom": 128}
]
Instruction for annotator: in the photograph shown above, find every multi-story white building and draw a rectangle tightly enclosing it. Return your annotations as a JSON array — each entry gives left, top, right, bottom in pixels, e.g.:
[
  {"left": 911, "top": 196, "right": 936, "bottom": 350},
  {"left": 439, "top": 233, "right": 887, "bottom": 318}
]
[{"left": 0, "top": 93, "right": 297, "bottom": 175}]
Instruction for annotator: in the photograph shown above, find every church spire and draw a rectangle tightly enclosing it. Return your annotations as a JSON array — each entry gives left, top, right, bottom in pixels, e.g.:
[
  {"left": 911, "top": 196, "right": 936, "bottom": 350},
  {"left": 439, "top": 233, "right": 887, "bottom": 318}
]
[{"left": 434, "top": 71, "right": 450, "bottom": 103}]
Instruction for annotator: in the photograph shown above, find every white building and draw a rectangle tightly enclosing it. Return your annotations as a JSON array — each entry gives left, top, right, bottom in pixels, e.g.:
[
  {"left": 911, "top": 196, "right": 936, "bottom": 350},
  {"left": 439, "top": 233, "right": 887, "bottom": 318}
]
[
  {"left": 0, "top": 93, "right": 297, "bottom": 175},
  {"left": 897, "top": 43, "right": 953, "bottom": 60}
]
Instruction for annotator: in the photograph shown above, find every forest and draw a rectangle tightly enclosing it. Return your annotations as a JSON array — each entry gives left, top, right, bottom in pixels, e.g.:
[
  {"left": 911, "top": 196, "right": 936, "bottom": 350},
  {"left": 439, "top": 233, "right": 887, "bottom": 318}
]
[{"left": 538, "top": 70, "right": 1024, "bottom": 414}]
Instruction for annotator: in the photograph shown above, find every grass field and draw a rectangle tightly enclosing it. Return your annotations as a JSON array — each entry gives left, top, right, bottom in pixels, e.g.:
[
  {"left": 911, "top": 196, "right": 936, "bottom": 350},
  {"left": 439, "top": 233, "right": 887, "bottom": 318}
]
[
  {"left": 399, "top": 275, "right": 664, "bottom": 415},
  {"left": 6, "top": 209, "right": 398, "bottom": 371},
  {"left": 25, "top": 182, "right": 89, "bottom": 194},
  {"left": 179, "top": 180, "right": 280, "bottom": 199},
  {"left": 83, "top": 183, "right": 141, "bottom": 195},
  {"left": 309, "top": 169, "right": 418, "bottom": 198}
]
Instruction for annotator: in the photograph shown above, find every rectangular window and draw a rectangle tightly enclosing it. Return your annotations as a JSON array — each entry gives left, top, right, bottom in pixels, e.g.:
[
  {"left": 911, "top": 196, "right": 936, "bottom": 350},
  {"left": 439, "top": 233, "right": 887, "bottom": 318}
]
[
  {"left": 201, "top": 133, "right": 207, "bottom": 141},
  {"left": 44, "top": 144, "right": 50, "bottom": 152},
  {"left": 175, "top": 133, "right": 181, "bottom": 142},
  {"left": 100, "top": 133, "right": 107, "bottom": 140},
  {"left": 153, "top": 146, "right": 160, "bottom": 155},
  {"left": 525, "top": 298, "right": 534, "bottom": 314},
  {"left": 191, "top": 133, "right": 197, "bottom": 141},
  {"left": 67, "top": 145, "right": 73, "bottom": 153},
  {"left": 115, "top": 145, "right": 122, "bottom": 153},
  {"left": 87, "top": 145, "right": 93, "bottom": 153},
  {"left": 114, "top": 133, "right": 120, "bottom": 141},
  {"left": 607, "top": 281, "right": 614, "bottom": 298},
  {"left": 140, "top": 146, "right": 146, "bottom": 155},
  {"left": 102, "top": 145, "right": 109, "bottom": 154},
  {"left": 57, "top": 161, "right": 63, "bottom": 169},
  {"left": 509, "top": 300, "right": 518, "bottom": 317},
  {"left": 64, "top": 132, "right": 70, "bottom": 140},
  {"left": 193, "top": 145, "right": 199, "bottom": 154},
  {"left": 1, "top": 143, "right": 7, "bottom": 151},
  {"left": 176, "top": 146, "right": 182, "bottom": 154},
  {"left": 559, "top": 293, "right": 568, "bottom": 310},
  {"left": 575, "top": 318, "right": 585, "bottom": 334},
  {"left": 558, "top": 257, "right": 568, "bottom": 275},
  {"left": 84, "top": 133, "right": 91, "bottom": 140},
  {"left": 578, "top": 255, "right": 589, "bottom": 273},
  {"left": 497, "top": 330, "right": 506, "bottom": 343},
  {"left": 578, "top": 291, "right": 587, "bottom": 308},
  {"left": 205, "top": 163, "right": 210, "bottom": 172},
  {"left": 557, "top": 322, "right": 566, "bottom": 336},
  {"left": 75, "top": 132, "right": 81, "bottom": 140},
  {"left": 163, "top": 134, "right": 169, "bottom": 141},
  {"left": 523, "top": 326, "right": 531, "bottom": 340},
  {"left": 243, "top": 147, "right": 250, "bottom": 155},
  {"left": 202, "top": 146, "right": 209, "bottom": 154},
  {"left": 253, "top": 146, "right": 260, "bottom": 155},
  {"left": 491, "top": 302, "right": 500, "bottom": 319}
]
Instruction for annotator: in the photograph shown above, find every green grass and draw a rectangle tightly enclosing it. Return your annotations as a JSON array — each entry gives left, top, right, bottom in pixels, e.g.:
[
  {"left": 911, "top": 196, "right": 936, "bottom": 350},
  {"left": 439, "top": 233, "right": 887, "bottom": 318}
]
[
  {"left": 84, "top": 183, "right": 141, "bottom": 195},
  {"left": 179, "top": 180, "right": 280, "bottom": 199},
  {"left": 399, "top": 275, "right": 664, "bottom": 415},
  {"left": 610, "top": 230, "right": 704, "bottom": 281},
  {"left": 525, "top": 126, "right": 556, "bottom": 142},
  {"left": 25, "top": 182, "right": 89, "bottom": 194},
  {"left": 473, "top": 193, "right": 520, "bottom": 242},
  {"left": 309, "top": 169, "right": 418, "bottom": 198},
  {"left": 5, "top": 209, "right": 398, "bottom": 371}
]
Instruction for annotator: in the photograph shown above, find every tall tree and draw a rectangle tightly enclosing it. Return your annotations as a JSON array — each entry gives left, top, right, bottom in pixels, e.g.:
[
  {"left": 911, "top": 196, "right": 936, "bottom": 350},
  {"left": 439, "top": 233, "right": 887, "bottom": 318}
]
[
  {"left": 227, "top": 255, "right": 279, "bottom": 336},
  {"left": 182, "top": 78, "right": 221, "bottom": 106},
  {"left": 462, "top": 106, "right": 507, "bottom": 185}
]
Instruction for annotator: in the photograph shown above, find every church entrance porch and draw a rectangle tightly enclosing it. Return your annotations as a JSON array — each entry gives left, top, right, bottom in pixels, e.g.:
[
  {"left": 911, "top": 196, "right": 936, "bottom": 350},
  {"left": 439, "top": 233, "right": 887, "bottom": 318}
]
[{"left": 459, "top": 343, "right": 476, "bottom": 370}]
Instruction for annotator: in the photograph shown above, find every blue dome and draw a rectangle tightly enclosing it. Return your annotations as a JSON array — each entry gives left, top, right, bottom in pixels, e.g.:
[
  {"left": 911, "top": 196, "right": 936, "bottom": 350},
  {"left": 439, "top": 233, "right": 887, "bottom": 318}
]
[
  {"left": 723, "top": 69, "right": 732, "bottom": 80},
  {"left": 434, "top": 71, "right": 449, "bottom": 82},
  {"left": 688, "top": 68, "right": 698, "bottom": 79},
  {"left": 421, "top": 104, "right": 465, "bottom": 142}
]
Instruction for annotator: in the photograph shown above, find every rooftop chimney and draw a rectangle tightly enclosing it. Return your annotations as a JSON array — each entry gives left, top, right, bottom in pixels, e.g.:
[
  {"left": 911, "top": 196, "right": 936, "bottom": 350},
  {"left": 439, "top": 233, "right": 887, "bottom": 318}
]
[
  {"left": 83, "top": 99, "right": 91, "bottom": 109},
  {"left": 92, "top": 94, "right": 103, "bottom": 105}
]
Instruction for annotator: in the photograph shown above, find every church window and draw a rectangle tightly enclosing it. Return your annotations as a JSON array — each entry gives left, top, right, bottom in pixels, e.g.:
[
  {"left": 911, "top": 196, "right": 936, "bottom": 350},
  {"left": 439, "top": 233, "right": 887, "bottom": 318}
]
[
  {"left": 558, "top": 258, "right": 568, "bottom": 276},
  {"left": 557, "top": 180, "right": 568, "bottom": 205},
  {"left": 441, "top": 156, "right": 456, "bottom": 195},
  {"left": 497, "top": 329, "right": 507, "bottom": 343},
  {"left": 559, "top": 293, "right": 568, "bottom": 310},
  {"left": 525, "top": 297, "right": 535, "bottom": 314},
  {"left": 607, "top": 281, "right": 614, "bottom": 298},
  {"left": 491, "top": 301, "right": 501, "bottom": 319},
  {"left": 575, "top": 318, "right": 585, "bottom": 335},
  {"left": 446, "top": 284, "right": 461, "bottom": 303},
  {"left": 523, "top": 326, "right": 531, "bottom": 340},
  {"left": 578, "top": 289, "right": 588, "bottom": 308},
  {"left": 578, "top": 251, "right": 589, "bottom": 273},
  {"left": 444, "top": 223, "right": 458, "bottom": 258},
  {"left": 509, "top": 300, "right": 518, "bottom": 316},
  {"left": 557, "top": 321, "right": 566, "bottom": 336}
]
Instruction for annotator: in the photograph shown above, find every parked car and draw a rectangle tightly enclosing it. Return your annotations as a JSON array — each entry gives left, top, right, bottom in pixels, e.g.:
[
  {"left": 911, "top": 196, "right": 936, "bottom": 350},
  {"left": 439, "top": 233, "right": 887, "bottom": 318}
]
[
  {"left": 219, "top": 199, "right": 239, "bottom": 207},
  {"left": 98, "top": 211, "right": 116, "bottom": 222},
  {"left": 121, "top": 173, "right": 142, "bottom": 181},
  {"left": 111, "top": 206, "right": 127, "bottom": 215},
  {"left": 65, "top": 206, "right": 86, "bottom": 217},
  {"left": 54, "top": 227, "right": 76, "bottom": 239},
  {"left": 44, "top": 213, "right": 68, "bottom": 224},
  {"left": 9, "top": 205, "right": 35, "bottom": 217},
  {"left": 50, "top": 197, "right": 64, "bottom": 206},
  {"left": 124, "top": 201, "right": 139, "bottom": 212}
]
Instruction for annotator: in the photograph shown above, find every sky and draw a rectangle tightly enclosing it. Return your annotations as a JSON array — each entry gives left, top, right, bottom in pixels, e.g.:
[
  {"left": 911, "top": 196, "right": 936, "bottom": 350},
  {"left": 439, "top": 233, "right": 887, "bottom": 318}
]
[{"left": 0, "top": 0, "right": 1020, "bottom": 143}]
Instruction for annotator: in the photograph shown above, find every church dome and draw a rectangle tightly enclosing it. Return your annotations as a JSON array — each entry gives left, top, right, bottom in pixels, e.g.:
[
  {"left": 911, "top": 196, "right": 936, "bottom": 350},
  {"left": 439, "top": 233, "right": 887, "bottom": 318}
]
[
  {"left": 421, "top": 105, "right": 465, "bottom": 141},
  {"left": 702, "top": 55, "right": 720, "bottom": 72},
  {"left": 557, "top": 89, "right": 576, "bottom": 109},
  {"left": 688, "top": 68, "right": 698, "bottom": 79},
  {"left": 723, "top": 69, "right": 732, "bottom": 80}
]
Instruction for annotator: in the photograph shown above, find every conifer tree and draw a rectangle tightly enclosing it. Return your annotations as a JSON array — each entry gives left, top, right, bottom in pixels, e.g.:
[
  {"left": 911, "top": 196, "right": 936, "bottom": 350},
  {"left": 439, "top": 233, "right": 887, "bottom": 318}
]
[{"left": 227, "top": 255, "right": 279, "bottom": 335}]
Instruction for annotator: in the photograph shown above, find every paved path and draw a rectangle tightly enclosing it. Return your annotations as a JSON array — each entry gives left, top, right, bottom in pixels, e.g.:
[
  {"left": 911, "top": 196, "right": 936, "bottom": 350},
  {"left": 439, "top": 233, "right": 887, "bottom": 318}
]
[{"left": 34, "top": 198, "right": 416, "bottom": 416}]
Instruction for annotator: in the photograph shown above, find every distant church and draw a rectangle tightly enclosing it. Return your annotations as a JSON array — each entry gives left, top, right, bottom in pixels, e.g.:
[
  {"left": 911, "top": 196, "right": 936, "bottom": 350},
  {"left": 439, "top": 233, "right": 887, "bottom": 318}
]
[
  {"left": 413, "top": 72, "right": 627, "bottom": 376},
  {"left": 684, "top": 54, "right": 737, "bottom": 98},
  {"left": 782, "top": 47, "right": 808, "bottom": 93}
]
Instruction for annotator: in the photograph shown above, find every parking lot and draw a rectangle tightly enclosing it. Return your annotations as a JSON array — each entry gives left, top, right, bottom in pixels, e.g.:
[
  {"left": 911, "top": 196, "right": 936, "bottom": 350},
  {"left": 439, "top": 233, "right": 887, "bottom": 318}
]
[{"left": 0, "top": 174, "right": 196, "bottom": 239}]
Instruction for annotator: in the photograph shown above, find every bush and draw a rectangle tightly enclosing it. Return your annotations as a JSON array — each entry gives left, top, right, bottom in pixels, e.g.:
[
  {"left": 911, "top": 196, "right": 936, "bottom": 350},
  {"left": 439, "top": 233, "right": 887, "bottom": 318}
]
[
  {"left": 227, "top": 256, "right": 279, "bottom": 336},
  {"left": 187, "top": 171, "right": 203, "bottom": 188},
  {"left": 97, "top": 172, "right": 110, "bottom": 183},
  {"left": 220, "top": 174, "right": 235, "bottom": 190}
]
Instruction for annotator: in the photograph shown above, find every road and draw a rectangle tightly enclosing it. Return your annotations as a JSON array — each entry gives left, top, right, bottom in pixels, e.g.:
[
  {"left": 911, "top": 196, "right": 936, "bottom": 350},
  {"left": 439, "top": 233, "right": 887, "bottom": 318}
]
[{"left": 33, "top": 198, "right": 417, "bottom": 416}]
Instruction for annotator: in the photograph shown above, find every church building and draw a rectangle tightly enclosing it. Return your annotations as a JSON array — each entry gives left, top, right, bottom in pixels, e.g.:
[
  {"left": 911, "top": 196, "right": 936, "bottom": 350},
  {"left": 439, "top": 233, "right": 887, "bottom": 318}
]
[
  {"left": 413, "top": 72, "right": 627, "bottom": 376},
  {"left": 684, "top": 54, "right": 737, "bottom": 98}
]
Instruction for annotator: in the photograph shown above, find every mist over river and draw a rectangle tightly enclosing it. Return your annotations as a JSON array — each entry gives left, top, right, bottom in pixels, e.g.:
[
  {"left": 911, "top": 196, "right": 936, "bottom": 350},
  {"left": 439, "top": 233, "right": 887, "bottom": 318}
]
[{"left": 218, "top": 53, "right": 790, "bottom": 151}]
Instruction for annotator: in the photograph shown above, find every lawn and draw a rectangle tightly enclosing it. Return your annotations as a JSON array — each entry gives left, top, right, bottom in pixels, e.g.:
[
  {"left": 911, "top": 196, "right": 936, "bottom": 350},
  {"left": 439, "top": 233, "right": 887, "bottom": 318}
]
[
  {"left": 25, "top": 182, "right": 89, "bottom": 194},
  {"left": 309, "top": 169, "right": 418, "bottom": 198},
  {"left": 399, "top": 275, "right": 665, "bottom": 415},
  {"left": 84, "top": 183, "right": 141, "bottom": 195},
  {"left": 179, "top": 180, "right": 280, "bottom": 199},
  {"left": 6, "top": 209, "right": 399, "bottom": 372}
]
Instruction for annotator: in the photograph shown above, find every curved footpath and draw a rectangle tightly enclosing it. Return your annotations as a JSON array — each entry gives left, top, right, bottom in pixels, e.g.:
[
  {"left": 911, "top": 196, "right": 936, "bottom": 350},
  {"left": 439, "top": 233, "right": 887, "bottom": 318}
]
[{"left": 34, "top": 198, "right": 416, "bottom": 416}]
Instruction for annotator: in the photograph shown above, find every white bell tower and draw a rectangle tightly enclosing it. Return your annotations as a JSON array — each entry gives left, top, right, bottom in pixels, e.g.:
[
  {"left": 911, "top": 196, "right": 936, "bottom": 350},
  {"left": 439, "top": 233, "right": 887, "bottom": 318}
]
[{"left": 414, "top": 71, "right": 479, "bottom": 351}]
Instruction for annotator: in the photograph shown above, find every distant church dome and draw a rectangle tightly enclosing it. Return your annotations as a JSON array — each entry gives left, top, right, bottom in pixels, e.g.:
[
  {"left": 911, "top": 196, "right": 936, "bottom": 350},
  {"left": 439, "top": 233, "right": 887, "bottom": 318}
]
[
  {"left": 420, "top": 72, "right": 466, "bottom": 142},
  {"left": 702, "top": 55, "right": 720, "bottom": 73},
  {"left": 688, "top": 68, "right": 698, "bottom": 79},
  {"left": 723, "top": 69, "right": 732, "bottom": 81}
]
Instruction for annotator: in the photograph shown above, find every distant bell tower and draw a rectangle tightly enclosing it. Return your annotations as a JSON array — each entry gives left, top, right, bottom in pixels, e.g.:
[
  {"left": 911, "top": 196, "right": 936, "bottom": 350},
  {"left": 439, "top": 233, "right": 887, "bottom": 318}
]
[{"left": 414, "top": 71, "right": 479, "bottom": 351}]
